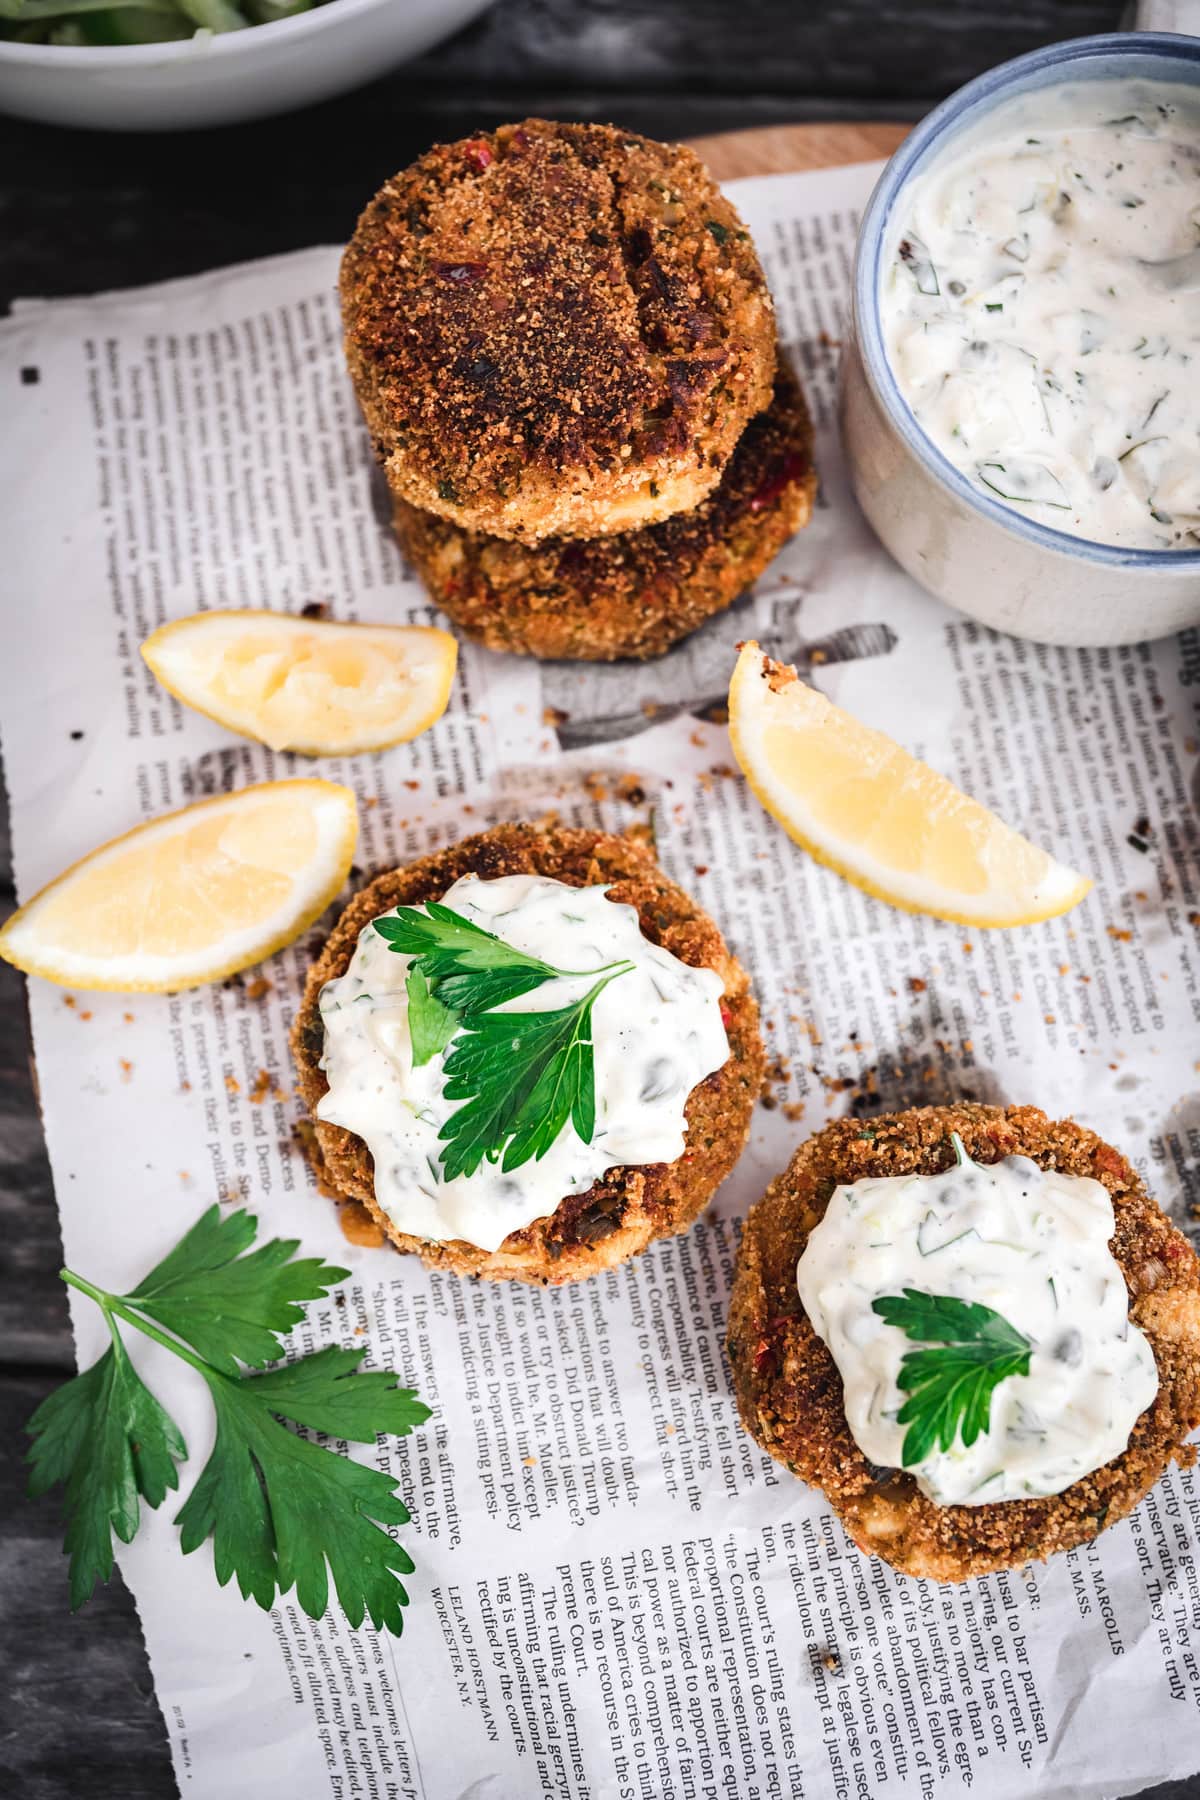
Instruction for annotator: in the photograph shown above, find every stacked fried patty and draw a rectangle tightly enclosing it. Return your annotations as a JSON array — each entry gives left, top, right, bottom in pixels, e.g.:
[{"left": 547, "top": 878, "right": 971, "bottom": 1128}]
[{"left": 342, "top": 119, "right": 813, "bottom": 659}]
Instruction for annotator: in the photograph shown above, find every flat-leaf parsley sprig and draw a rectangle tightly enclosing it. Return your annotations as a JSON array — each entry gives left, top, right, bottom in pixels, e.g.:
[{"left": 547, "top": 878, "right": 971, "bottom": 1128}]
[
  {"left": 871, "top": 1288, "right": 1032, "bottom": 1468},
  {"left": 373, "top": 900, "right": 634, "bottom": 1177},
  {"left": 27, "top": 1206, "right": 430, "bottom": 1631}
]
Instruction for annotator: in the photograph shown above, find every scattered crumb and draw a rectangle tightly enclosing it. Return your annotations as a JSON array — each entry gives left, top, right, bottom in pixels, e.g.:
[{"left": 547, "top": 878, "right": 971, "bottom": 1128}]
[
  {"left": 250, "top": 1069, "right": 272, "bottom": 1105},
  {"left": 300, "top": 601, "right": 328, "bottom": 619},
  {"left": 123, "top": 1011, "right": 135, "bottom": 1023},
  {"left": 907, "top": 977, "right": 926, "bottom": 994},
  {"left": 225, "top": 1074, "right": 241, "bottom": 1094},
  {"left": 79, "top": 1010, "right": 92, "bottom": 1022},
  {"left": 118, "top": 1059, "right": 134, "bottom": 1082},
  {"left": 404, "top": 779, "right": 420, "bottom": 791},
  {"left": 244, "top": 976, "right": 273, "bottom": 1001},
  {"left": 522, "top": 1456, "right": 538, "bottom": 1467},
  {"left": 543, "top": 706, "right": 568, "bottom": 728},
  {"left": 1107, "top": 925, "right": 1133, "bottom": 943}
]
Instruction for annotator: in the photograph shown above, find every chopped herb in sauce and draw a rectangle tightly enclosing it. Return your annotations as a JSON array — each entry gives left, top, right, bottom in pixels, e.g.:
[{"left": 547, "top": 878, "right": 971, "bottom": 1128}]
[{"left": 881, "top": 78, "right": 1200, "bottom": 549}]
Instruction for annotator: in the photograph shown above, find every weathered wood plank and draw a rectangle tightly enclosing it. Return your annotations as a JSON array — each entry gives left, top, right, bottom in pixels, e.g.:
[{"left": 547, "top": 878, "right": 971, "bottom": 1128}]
[
  {"left": 0, "top": 1372, "right": 175, "bottom": 1798},
  {"left": 692, "top": 120, "right": 907, "bottom": 180}
]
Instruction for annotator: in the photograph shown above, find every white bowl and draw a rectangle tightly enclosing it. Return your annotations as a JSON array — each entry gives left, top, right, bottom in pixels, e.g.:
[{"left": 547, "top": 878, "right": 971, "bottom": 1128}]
[
  {"left": 840, "top": 32, "right": 1200, "bottom": 648},
  {"left": 0, "top": 0, "right": 495, "bottom": 132}
]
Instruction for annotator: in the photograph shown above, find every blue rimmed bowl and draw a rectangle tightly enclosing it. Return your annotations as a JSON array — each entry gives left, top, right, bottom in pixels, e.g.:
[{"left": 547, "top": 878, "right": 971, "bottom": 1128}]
[{"left": 840, "top": 32, "right": 1200, "bottom": 647}]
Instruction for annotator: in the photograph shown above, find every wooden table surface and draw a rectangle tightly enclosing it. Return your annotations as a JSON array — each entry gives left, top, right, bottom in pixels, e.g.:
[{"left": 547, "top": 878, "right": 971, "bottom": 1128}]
[{"left": 0, "top": 6, "right": 1194, "bottom": 1791}]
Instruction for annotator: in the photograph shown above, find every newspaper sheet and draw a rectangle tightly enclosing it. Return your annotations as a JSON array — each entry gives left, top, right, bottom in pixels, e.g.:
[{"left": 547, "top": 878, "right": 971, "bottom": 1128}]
[{"left": 3, "top": 160, "right": 1200, "bottom": 1800}]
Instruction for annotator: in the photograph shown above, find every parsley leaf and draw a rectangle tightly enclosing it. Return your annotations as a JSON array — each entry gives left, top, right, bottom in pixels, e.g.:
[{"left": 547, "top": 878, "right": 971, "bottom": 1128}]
[
  {"left": 27, "top": 1210, "right": 430, "bottom": 1632},
  {"left": 438, "top": 972, "right": 619, "bottom": 1181},
  {"left": 125, "top": 1203, "right": 349, "bottom": 1375},
  {"left": 230, "top": 1343, "right": 429, "bottom": 1441},
  {"left": 405, "top": 963, "right": 460, "bottom": 1067},
  {"left": 176, "top": 1356, "right": 423, "bottom": 1632},
  {"left": 27, "top": 1327, "right": 186, "bottom": 1610},
  {"left": 374, "top": 901, "right": 565, "bottom": 1013},
  {"left": 373, "top": 898, "right": 636, "bottom": 1176},
  {"left": 871, "top": 1288, "right": 1032, "bottom": 1468}
]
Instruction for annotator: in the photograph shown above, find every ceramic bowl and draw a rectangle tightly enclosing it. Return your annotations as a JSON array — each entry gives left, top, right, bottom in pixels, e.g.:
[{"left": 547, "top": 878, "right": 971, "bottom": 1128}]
[
  {"left": 840, "top": 32, "right": 1200, "bottom": 647},
  {"left": 0, "top": 0, "right": 494, "bottom": 132}
]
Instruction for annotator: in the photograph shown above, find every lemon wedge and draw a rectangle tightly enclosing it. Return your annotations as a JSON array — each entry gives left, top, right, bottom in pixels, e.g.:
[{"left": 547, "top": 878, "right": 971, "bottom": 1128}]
[
  {"left": 141, "top": 610, "right": 457, "bottom": 756},
  {"left": 728, "top": 642, "right": 1090, "bottom": 927},
  {"left": 0, "top": 780, "right": 358, "bottom": 992}
]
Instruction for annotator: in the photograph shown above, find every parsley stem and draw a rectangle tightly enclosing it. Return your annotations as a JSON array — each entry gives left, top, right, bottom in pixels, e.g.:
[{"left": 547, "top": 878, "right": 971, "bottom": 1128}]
[
  {"left": 548, "top": 956, "right": 636, "bottom": 980},
  {"left": 61, "top": 1267, "right": 221, "bottom": 1384}
]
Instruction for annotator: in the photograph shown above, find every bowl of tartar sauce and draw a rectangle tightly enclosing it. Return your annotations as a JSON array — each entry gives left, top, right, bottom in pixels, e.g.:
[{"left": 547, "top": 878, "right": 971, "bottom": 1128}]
[{"left": 841, "top": 33, "right": 1200, "bottom": 646}]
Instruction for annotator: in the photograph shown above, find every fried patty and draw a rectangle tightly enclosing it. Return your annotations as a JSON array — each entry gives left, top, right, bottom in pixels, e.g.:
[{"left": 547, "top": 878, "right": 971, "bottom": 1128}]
[
  {"left": 292, "top": 824, "right": 763, "bottom": 1284},
  {"left": 341, "top": 120, "right": 775, "bottom": 543},
  {"left": 393, "top": 366, "right": 815, "bottom": 661},
  {"left": 727, "top": 1104, "right": 1200, "bottom": 1580}
]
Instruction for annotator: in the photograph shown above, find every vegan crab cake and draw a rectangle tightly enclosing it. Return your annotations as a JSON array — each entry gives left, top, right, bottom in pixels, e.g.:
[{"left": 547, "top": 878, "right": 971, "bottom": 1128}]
[
  {"left": 292, "top": 824, "right": 763, "bottom": 1284},
  {"left": 727, "top": 1104, "right": 1200, "bottom": 1581},
  {"left": 341, "top": 119, "right": 775, "bottom": 543},
  {"left": 393, "top": 365, "right": 816, "bottom": 661}
]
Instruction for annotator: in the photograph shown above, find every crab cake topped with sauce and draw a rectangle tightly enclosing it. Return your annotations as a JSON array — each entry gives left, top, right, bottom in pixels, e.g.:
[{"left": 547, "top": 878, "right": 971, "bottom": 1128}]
[
  {"left": 292, "top": 825, "right": 763, "bottom": 1285},
  {"left": 341, "top": 120, "right": 775, "bottom": 544},
  {"left": 727, "top": 1104, "right": 1200, "bottom": 1580},
  {"left": 393, "top": 364, "right": 816, "bottom": 662}
]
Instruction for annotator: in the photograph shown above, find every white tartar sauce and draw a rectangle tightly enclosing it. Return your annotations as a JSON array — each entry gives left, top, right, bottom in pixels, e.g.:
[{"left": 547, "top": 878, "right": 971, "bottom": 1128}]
[
  {"left": 881, "top": 80, "right": 1200, "bottom": 549},
  {"left": 796, "top": 1140, "right": 1158, "bottom": 1506},
  {"left": 316, "top": 873, "right": 729, "bottom": 1252}
]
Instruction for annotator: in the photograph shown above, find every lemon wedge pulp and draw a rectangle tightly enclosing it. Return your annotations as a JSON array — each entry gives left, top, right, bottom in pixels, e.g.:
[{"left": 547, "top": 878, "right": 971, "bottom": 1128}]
[
  {"left": 0, "top": 780, "right": 358, "bottom": 992},
  {"left": 141, "top": 610, "right": 457, "bottom": 756},
  {"left": 728, "top": 642, "right": 1090, "bottom": 928}
]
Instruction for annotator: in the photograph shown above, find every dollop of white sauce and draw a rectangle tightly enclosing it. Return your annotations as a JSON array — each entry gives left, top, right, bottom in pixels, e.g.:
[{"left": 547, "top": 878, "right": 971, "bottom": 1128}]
[
  {"left": 881, "top": 79, "right": 1200, "bottom": 549},
  {"left": 316, "top": 873, "right": 729, "bottom": 1252},
  {"left": 796, "top": 1144, "right": 1159, "bottom": 1506}
]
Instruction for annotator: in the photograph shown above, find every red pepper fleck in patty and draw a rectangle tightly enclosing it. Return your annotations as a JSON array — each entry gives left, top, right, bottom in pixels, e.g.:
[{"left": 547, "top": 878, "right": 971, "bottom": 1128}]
[{"left": 749, "top": 452, "right": 808, "bottom": 513}]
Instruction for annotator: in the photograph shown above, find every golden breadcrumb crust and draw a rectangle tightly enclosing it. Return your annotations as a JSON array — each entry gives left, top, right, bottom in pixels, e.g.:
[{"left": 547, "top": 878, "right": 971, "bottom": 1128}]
[
  {"left": 341, "top": 119, "right": 775, "bottom": 542},
  {"left": 393, "top": 365, "right": 816, "bottom": 661},
  {"left": 727, "top": 1104, "right": 1200, "bottom": 1580},
  {"left": 291, "top": 825, "right": 763, "bottom": 1284}
]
